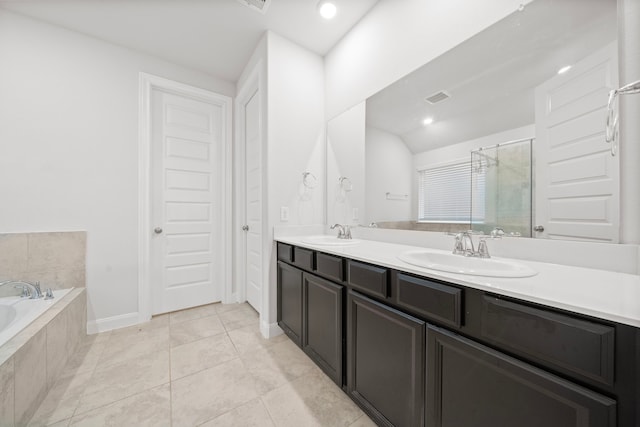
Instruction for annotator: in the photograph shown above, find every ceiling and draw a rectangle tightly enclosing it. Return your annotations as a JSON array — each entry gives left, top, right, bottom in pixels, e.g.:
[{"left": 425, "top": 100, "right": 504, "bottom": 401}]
[
  {"left": 0, "top": 0, "right": 379, "bottom": 82},
  {"left": 365, "top": 0, "right": 617, "bottom": 154}
]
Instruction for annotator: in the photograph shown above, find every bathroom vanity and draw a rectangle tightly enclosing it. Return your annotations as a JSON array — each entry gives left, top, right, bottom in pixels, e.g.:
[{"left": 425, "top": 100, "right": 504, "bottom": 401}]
[{"left": 275, "top": 237, "right": 640, "bottom": 427}]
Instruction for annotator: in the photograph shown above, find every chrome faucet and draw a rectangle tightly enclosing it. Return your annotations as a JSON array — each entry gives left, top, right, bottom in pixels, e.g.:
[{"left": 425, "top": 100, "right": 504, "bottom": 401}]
[
  {"left": 0, "top": 280, "right": 44, "bottom": 299},
  {"left": 330, "top": 223, "right": 352, "bottom": 239},
  {"left": 490, "top": 227, "right": 505, "bottom": 238},
  {"left": 452, "top": 231, "right": 490, "bottom": 258}
]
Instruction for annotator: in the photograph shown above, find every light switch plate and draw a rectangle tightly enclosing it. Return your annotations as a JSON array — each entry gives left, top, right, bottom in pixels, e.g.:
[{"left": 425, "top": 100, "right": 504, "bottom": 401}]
[{"left": 280, "top": 206, "right": 289, "bottom": 222}]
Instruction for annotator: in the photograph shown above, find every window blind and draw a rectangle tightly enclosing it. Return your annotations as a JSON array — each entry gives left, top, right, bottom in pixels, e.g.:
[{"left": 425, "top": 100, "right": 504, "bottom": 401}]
[{"left": 418, "top": 161, "right": 485, "bottom": 223}]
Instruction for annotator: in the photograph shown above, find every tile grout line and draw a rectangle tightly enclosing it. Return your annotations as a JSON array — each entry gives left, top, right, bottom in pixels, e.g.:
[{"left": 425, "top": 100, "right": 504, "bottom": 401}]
[
  {"left": 64, "top": 332, "right": 110, "bottom": 424},
  {"left": 259, "top": 395, "right": 280, "bottom": 427}
]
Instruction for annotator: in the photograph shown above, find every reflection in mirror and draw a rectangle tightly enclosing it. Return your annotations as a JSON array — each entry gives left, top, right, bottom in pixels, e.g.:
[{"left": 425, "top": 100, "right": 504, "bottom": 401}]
[
  {"left": 326, "top": 103, "right": 366, "bottom": 227},
  {"left": 471, "top": 139, "right": 532, "bottom": 237},
  {"left": 343, "top": 0, "right": 619, "bottom": 241}
]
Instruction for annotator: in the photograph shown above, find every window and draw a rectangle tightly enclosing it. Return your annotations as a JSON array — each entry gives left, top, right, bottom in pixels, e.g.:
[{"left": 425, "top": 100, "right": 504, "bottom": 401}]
[{"left": 418, "top": 160, "right": 485, "bottom": 223}]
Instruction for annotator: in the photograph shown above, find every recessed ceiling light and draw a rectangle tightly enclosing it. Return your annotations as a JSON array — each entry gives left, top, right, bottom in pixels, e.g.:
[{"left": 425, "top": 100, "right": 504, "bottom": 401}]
[
  {"left": 423, "top": 117, "right": 434, "bottom": 126},
  {"left": 318, "top": 1, "right": 337, "bottom": 20},
  {"left": 557, "top": 65, "right": 572, "bottom": 75}
]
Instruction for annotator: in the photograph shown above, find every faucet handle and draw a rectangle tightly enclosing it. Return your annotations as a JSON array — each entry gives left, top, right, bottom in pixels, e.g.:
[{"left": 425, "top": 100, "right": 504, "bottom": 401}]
[
  {"left": 477, "top": 238, "right": 491, "bottom": 258},
  {"left": 452, "top": 233, "right": 465, "bottom": 255},
  {"left": 45, "top": 288, "right": 54, "bottom": 300},
  {"left": 19, "top": 285, "right": 31, "bottom": 298}
]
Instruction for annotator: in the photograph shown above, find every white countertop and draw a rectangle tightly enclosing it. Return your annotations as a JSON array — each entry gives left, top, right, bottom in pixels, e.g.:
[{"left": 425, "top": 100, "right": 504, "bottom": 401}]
[{"left": 276, "top": 236, "right": 640, "bottom": 328}]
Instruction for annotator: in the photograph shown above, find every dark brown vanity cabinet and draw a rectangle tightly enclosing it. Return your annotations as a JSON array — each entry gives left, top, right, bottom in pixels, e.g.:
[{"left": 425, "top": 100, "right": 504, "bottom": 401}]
[
  {"left": 276, "top": 261, "right": 303, "bottom": 346},
  {"left": 277, "top": 244, "right": 344, "bottom": 386},
  {"left": 277, "top": 243, "right": 639, "bottom": 427},
  {"left": 347, "top": 291, "right": 425, "bottom": 427},
  {"left": 426, "top": 325, "right": 617, "bottom": 427},
  {"left": 302, "top": 273, "right": 343, "bottom": 386}
]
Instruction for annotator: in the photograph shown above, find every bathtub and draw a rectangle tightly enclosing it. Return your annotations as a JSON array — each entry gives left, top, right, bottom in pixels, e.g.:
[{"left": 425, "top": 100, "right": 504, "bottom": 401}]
[{"left": 0, "top": 288, "right": 71, "bottom": 348}]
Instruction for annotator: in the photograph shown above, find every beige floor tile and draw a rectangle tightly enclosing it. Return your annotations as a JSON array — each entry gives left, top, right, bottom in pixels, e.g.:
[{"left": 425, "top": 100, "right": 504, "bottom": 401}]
[
  {"left": 227, "top": 324, "right": 288, "bottom": 355},
  {"left": 170, "top": 333, "right": 238, "bottom": 380},
  {"left": 84, "top": 331, "right": 111, "bottom": 345},
  {"left": 44, "top": 419, "right": 70, "bottom": 427},
  {"left": 199, "top": 398, "right": 275, "bottom": 427},
  {"left": 218, "top": 305, "right": 259, "bottom": 332},
  {"left": 99, "top": 326, "right": 169, "bottom": 366},
  {"left": 169, "top": 304, "right": 218, "bottom": 325},
  {"left": 75, "top": 350, "right": 169, "bottom": 414},
  {"left": 59, "top": 339, "right": 107, "bottom": 379},
  {"left": 348, "top": 414, "right": 377, "bottom": 427},
  {"left": 109, "top": 313, "right": 168, "bottom": 338},
  {"left": 240, "top": 339, "right": 317, "bottom": 395},
  {"left": 69, "top": 384, "right": 170, "bottom": 427},
  {"left": 171, "top": 358, "right": 258, "bottom": 427},
  {"left": 169, "top": 314, "right": 226, "bottom": 347},
  {"left": 261, "top": 370, "right": 363, "bottom": 427},
  {"left": 28, "top": 371, "right": 93, "bottom": 427},
  {"left": 214, "top": 302, "right": 251, "bottom": 314}
]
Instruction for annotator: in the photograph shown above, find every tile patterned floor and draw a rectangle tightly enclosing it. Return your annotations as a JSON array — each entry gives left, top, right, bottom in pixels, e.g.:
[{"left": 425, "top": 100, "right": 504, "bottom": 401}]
[{"left": 27, "top": 303, "right": 376, "bottom": 427}]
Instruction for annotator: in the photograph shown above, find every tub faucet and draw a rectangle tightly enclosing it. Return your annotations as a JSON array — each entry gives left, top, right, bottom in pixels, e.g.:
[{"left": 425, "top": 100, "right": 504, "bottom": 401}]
[{"left": 0, "top": 280, "right": 43, "bottom": 299}]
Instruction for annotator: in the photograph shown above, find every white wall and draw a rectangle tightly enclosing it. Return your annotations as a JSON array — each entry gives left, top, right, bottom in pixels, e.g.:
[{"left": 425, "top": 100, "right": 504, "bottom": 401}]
[
  {"left": 324, "top": 0, "right": 533, "bottom": 119},
  {"left": 0, "top": 9, "right": 235, "bottom": 329},
  {"left": 265, "top": 32, "right": 326, "bottom": 329},
  {"left": 413, "top": 125, "right": 535, "bottom": 170},
  {"left": 365, "top": 126, "right": 413, "bottom": 222},
  {"left": 327, "top": 103, "right": 366, "bottom": 227}
]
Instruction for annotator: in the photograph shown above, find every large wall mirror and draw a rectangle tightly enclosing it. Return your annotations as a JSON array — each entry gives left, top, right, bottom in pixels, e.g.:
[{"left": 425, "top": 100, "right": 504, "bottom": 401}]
[{"left": 327, "top": 0, "right": 622, "bottom": 242}]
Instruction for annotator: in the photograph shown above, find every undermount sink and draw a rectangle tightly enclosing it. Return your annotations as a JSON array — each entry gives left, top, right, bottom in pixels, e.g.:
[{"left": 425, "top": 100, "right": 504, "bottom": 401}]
[
  {"left": 301, "top": 235, "right": 361, "bottom": 246},
  {"left": 398, "top": 250, "right": 537, "bottom": 278}
]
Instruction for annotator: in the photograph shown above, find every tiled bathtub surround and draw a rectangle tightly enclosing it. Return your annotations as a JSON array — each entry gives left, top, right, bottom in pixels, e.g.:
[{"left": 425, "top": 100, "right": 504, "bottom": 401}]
[
  {"left": 0, "top": 288, "right": 86, "bottom": 426},
  {"left": 0, "top": 231, "right": 86, "bottom": 298}
]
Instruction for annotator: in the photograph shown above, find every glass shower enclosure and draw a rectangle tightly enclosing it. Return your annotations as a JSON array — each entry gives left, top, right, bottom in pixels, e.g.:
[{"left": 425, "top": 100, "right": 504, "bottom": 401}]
[{"left": 470, "top": 138, "right": 533, "bottom": 237}]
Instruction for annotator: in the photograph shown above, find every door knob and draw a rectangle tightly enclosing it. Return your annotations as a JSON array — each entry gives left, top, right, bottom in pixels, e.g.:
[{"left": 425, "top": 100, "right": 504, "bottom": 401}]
[
  {"left": 533, "top": 225, "right": 544, "bottom": 232},
  {"left": 154, "top": 227, "right": 163, "bottom": 234},
  {"left": 242, "top": 225, "right": 249, "bottom": 231}
]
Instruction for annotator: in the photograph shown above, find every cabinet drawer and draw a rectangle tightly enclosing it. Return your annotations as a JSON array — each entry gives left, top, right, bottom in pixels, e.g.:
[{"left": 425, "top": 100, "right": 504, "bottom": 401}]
[
  {"left": 347, "top": 260, "right": 388, "bottom": 299},
  {"left": 427, "top": 325, "right": 616, "bottom": 427},
  {"left": 293, "top": 246, "right": 314, "bottom": 271},
  {"left": 315, "top": 252, "right": 344, "bottom": 282},
  {"left": 481, "top": 296, "right": 615, "bottom": 386},
  {"left": 277, "top": 243, "right": 293, "bottom": 263},
  {"left": 393, "top": 272, "right": 462, "bottom": 328}
]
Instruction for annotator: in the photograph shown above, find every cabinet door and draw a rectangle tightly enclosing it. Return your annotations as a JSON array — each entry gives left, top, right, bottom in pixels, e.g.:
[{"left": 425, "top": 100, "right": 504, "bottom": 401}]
[
  {"left": 277, "top": 261, "right": 303, "bottom": 346},
  {"left": 347, "top": 291, "right": 425, "bottom": 427},
  {"left": 426, "top": 325, "right": 616, "bottom": 427},
  {"left": 303, "top": 273, "right": 343, "bottom": 386}
]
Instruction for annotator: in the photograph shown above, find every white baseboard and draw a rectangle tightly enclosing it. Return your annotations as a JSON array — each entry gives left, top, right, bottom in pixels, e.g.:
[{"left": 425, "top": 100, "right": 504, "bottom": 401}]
[
  {"left": 222, "top": 292, "right": 240, "bottom": 305},
  {"left": 87, "top": 312, "right": 139, "bottom": 335},
  {"left": 260, "top": 320, "right": 283, "bottom": 339}
]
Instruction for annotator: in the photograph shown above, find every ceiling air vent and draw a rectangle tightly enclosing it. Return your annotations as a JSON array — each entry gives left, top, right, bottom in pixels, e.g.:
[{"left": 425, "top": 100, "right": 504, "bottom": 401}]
[
  {"left": 235, "top": 0, "right": 271, "bottom": 14},
  {"left": 424, "top": 91, "right": 450, "bottom": 104}
]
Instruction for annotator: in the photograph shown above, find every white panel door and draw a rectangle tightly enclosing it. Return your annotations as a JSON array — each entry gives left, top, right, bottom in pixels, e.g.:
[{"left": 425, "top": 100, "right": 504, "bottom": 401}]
[
  {"left": 151, "top": 89, "right": 222, "bottom": 314},
  {"left": 534, "top": 43, "right": 619, "bottom": 242},
  {"left": 243, "top": 90, "right": 262, "bottom": 312}
]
